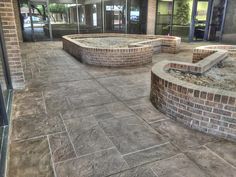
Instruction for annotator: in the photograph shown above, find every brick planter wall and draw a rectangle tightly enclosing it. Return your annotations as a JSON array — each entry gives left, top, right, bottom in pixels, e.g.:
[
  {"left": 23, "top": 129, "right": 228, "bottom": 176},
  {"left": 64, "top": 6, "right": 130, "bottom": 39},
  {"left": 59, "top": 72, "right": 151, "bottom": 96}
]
[
  {"left": 150, "top": 46, "right": 236, "bottom": 141},
  {"left": 63, "top": 33, "right": 181, "bottom": 67},
  {"left": 0, "top": 0, "right": 25, "bottom": 89},
  {"left": 193, "top": 45, "right": 236, "bottom": 63}
]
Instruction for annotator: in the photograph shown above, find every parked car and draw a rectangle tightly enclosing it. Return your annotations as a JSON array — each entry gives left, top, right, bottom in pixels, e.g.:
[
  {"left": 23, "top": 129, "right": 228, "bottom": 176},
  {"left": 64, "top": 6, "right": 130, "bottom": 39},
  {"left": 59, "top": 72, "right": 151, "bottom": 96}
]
[{"left": 24, "top": 16, "right": 42, "bottom": 24}]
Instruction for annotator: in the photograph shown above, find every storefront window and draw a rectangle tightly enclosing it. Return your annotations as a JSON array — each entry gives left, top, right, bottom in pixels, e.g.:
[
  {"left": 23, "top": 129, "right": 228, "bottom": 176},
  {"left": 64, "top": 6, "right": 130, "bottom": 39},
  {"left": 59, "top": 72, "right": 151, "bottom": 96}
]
[
  {"left": 79, "top": 1, "right": 103, "bottom": 34},
  {"left": 19, "top": 0, "right": 147, "bottom": 41},
  {"left": 156, "top": 0, "right": 173, "bottom": 35},
  {"left": 172, "top": 0, "right": 193, "bottom": 41},
  {"left": 19, "top": 0, "right": 51, "bottom": 41},
  {"left": 128, "top": 0, "right": 147, "bottom": 34},
  {"left": 104, "top": 0, "right": 126, "bottom": 33},
  {"left": 48, "top": 1, "right": 78, "bottom": 38},
  {"left": 156, "top": 0, "right": 221, "bottom": 41},
  {"left": 155, "top": 0, "right": 193, "bottom": 39}
]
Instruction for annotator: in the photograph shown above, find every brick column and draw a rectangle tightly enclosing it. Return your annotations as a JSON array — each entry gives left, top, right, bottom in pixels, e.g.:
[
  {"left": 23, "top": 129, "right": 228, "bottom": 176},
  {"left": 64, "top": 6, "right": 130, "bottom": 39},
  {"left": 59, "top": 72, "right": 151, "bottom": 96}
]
[
  {"left": 13, "top": 0, "right": 23, "bottom": 43},
  {"left": 147, "top": 0, "right": 157, "bottom": 35},
  {"left": 0, "top": 0, "right": 25, "bottom": 89}
]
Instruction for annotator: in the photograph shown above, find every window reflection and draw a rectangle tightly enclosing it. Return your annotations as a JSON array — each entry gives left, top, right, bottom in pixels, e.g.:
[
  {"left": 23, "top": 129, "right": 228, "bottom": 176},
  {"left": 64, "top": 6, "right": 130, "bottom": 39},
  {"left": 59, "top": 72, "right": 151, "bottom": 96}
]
[
  {"left": 48, "top": 2, "right": 78, "bottom": 38},
  {"left": 19, "top": 0, "right": 148, "bottom": 40},
  {"left": 104, "top": 0, "right": 126, "bottom": 33},
  {"left": 128, "top": 0, "right": 147, "bottom": 34},
  {"left": 156, "top": 0, "right": 193, "bottom": 40},
  {"left": 79, "top": 1, "right": 103, "bottom": 33},
  {"left": 172, "top": 0, "right": 193, "bottom": 40},
  {"left": 156, "top": 0, "right": 173, "bottom": 35}
]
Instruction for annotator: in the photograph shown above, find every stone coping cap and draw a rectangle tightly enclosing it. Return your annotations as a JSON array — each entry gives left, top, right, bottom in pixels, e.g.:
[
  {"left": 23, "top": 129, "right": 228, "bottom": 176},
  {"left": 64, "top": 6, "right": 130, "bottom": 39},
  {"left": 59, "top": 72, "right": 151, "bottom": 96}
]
[
  {"left": 195, "top": 45, "right": 236, "bottom": 50},
  {"left": 62, "top": 33, "right": 181, "bottom": 50}
]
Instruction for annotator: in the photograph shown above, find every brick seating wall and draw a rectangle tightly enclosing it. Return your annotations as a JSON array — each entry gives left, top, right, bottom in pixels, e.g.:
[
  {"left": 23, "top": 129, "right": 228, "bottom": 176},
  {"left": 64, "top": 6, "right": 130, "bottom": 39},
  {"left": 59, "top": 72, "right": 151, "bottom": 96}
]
[
  {"left": 151, "top": 47, "right": 236, "bottom": 141},
  {"left": 62, "top": 33, "right": 181, "bottom": 67}
]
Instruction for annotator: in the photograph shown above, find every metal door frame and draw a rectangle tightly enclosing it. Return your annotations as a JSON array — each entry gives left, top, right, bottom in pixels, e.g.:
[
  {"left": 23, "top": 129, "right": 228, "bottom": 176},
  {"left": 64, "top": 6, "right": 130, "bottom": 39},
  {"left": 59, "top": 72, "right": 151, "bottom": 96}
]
[
  {"left": 189, "top": 0, "right": 213, "bottom": 41},
  {"left": 189, "top": 0, "right": 229, "bottom": 42},
  {"left": 155, "top": 0, "right": 175, "bottom": 35}
]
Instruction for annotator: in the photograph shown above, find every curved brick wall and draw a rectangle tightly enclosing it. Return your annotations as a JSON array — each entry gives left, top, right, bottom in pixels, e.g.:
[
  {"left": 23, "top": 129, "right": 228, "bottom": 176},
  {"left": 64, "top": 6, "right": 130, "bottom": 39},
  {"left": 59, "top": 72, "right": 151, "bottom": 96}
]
[
  {"left": 193, "top": 45, "right": 236, "bottom": 63},
  {"left": 62, "top": 33, "right": 181, "bottom": 67},
  {"left": 151, "top": 46, "right": 236, "bottom": 141}
]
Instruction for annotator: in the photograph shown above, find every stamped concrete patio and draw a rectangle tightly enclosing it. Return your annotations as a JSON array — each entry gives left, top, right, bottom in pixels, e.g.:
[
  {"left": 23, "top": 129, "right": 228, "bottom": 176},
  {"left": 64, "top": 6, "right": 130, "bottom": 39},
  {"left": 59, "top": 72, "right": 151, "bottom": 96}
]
[{"left": 8, "top": 41, "right": 236, "bottom": 177}]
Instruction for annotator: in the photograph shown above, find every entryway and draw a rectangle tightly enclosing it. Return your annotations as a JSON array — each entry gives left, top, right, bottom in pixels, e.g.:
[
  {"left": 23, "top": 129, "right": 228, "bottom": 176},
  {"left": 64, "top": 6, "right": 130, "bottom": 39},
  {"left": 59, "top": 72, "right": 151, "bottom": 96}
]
[{"left": 155, "top": 0, "right": 228, "bottom": 42}]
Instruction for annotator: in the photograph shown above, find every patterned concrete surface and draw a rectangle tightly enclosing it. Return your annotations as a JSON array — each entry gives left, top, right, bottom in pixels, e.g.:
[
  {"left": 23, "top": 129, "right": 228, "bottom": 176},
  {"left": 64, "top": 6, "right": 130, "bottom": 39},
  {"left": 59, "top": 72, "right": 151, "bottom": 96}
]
[{"left": 8, "top": 41, "right": 236, "bottom": 177}]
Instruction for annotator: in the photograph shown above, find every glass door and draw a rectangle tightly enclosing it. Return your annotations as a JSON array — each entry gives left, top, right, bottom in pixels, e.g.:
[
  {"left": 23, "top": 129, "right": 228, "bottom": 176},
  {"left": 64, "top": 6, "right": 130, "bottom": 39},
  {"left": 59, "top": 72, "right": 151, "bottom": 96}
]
[
  {"left": 20, "top": 0, "right": 51, "bottom": 41},
  {"left": 104, "top": 0, "right": 126, "bottom": 33},
  {"left": 172, "top": 0, "right": 193, "bottom": 41},
  {"left": 77, "top": 1, "right": 103, "bottom": 34},
  {"left": 190, "top": 0, "right": 211, "bottom": 41},
  {"left": 156, "top": 0, "right": 194, "bottom": 41},
  {"left": 30, "top": 1, "right": 51, "bottom": 41},
  {"left": 128, "top": 0, "right": 147, "bottom": 34},
  {"left": 156, "top": 0, "right": 174, "bottom": 35},
  {"left": 48, "top": 1, "right": 79, "bottom": 38}
]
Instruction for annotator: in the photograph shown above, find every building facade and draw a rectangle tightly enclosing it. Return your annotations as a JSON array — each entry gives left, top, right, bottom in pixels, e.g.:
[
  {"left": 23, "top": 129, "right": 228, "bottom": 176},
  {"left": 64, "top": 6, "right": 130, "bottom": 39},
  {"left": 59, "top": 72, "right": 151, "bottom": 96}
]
[
  {"left": 154, "top": 0, "right": 234, "bottom": 43},
  {"left": 16, "top": 0, "right": 236, "bottom": 43}
]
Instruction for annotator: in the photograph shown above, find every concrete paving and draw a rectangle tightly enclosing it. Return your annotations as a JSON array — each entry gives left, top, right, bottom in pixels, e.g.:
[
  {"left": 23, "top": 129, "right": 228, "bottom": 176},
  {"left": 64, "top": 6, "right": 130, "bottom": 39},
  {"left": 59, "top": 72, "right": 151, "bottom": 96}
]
[{"left": 8, "top": 41, "right": 236, "bottom": 177}]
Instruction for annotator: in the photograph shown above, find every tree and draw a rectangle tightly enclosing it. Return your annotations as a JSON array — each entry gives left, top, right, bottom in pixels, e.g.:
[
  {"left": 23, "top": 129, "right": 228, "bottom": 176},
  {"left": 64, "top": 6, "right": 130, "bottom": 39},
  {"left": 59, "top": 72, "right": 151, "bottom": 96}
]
[
  {"left": 48, "top": 4, "right": 67, "bottom": 14},
  {"left": 175, "top": 0, "right": 190, "bottom": 25},
  {"left": 20, "top": 0, "right": 47, "bottom": 20},
  {"left": 48, "top": 4, "right": 67, "bottom": 22},
  {"left": 32, "top": 5, "right": 47, "bottom": 20}
]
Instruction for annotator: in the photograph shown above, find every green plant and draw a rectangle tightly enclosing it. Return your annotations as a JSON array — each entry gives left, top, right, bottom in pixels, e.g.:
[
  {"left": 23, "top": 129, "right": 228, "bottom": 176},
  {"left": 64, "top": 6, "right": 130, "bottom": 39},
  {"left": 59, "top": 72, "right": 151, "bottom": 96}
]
[
  {"left": 175, "top": 0, "right": 190, "bottom": 25},
  {"left": 49, "top": 4, "right": 67, "bottom": 14}
]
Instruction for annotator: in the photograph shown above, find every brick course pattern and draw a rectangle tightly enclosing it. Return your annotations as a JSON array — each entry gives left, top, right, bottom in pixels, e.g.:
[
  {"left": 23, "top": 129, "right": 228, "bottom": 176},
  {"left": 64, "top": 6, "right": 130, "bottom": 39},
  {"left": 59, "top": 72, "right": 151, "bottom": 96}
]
[
  {"left": 0, "top": 0, "right": 25, "bottom": 89},
  {"left": 63, "top": 33, "right": 181, "bottom": 67},
  {"left": 150, "top": 46, "right": 236, "bottom": 141},
  {"left": 12, "top": 0, "right": 23, "bottom": 42}
]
